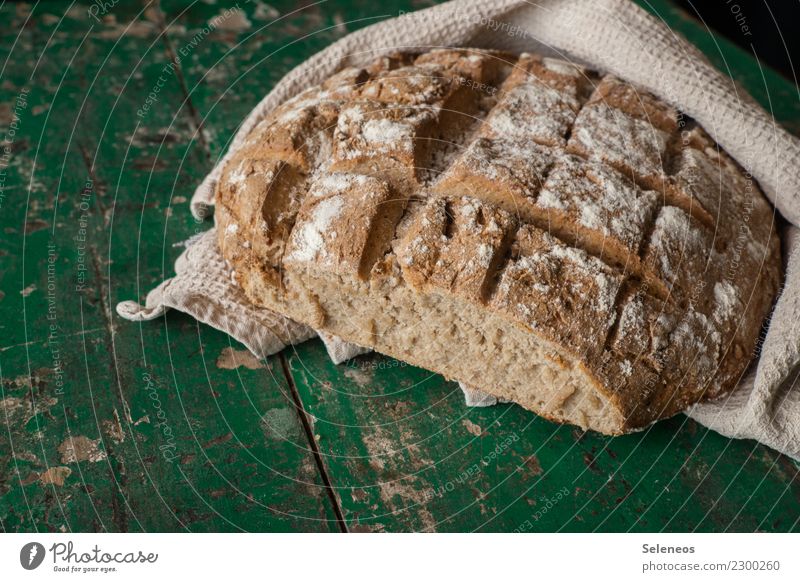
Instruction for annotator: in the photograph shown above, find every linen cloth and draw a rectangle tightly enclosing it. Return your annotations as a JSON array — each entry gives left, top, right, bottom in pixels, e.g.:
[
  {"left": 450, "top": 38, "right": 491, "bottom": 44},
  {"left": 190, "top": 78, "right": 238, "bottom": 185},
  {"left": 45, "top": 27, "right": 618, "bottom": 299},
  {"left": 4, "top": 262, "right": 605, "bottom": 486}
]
[{"left": 117, "top": 0, "right": 800, "bottom": 460}]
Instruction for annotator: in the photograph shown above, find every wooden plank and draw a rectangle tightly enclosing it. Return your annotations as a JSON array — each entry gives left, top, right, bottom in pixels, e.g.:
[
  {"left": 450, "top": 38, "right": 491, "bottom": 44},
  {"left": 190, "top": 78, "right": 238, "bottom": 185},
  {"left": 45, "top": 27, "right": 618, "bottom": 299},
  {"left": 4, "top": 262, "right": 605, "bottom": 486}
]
[
  {"left": 0, "top": 0, "right": 338, "bottom": 532},
  {"left": 287, "top": 343, "right": 800, "bottom": 532},
  {"left": 156, "top": 0, "right": 367, "bottom": 163},
  {"left": 221, "top": 0, "right": 800, "bottom": 531},
  {"left": 150, "top": 0, "right": 799, "bottom": 532},
  {"left": 0, "top": 3, "right": 133, "bottom": 532}
]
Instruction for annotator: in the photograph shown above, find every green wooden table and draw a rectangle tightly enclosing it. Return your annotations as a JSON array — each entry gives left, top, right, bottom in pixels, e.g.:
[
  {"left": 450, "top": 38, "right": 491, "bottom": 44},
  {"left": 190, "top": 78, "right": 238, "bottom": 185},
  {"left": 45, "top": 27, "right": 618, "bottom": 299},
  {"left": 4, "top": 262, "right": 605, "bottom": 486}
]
[{"left": 1, "top": 0, "right": 798, "bottom": 533}]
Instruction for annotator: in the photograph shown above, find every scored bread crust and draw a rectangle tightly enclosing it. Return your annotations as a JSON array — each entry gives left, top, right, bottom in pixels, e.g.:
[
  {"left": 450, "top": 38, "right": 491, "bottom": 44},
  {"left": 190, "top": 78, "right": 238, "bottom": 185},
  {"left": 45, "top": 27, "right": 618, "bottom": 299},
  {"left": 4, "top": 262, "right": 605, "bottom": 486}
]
[{"left": 215, "top": 48, "right": 782, "bottom": 434}]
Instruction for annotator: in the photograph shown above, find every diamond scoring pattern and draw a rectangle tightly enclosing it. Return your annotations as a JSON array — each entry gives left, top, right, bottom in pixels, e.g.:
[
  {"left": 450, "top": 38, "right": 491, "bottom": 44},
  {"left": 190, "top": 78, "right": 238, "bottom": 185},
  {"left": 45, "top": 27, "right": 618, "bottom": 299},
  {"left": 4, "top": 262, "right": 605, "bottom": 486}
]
[{"left": 216, "top": 49, "right": 781, "bottom": 421}]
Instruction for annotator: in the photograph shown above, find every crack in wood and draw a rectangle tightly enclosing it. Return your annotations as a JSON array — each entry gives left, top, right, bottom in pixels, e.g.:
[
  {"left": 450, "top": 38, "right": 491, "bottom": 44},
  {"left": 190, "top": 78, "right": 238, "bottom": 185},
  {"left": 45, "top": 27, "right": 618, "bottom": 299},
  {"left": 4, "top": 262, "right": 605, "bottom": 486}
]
[
  {"left": 278, "top": 354, "right": 349, "bottom": 533},
  {"left": 150, "top": 0, "right": 211, "bottom": 159}
]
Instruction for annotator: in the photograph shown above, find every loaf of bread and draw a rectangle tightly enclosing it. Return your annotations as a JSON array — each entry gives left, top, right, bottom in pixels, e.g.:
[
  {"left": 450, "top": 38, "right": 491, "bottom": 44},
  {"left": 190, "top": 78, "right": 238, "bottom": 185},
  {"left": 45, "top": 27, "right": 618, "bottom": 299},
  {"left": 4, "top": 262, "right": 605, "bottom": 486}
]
[{"left": 215, "top": 48, "right": 782, "bottom": 434}]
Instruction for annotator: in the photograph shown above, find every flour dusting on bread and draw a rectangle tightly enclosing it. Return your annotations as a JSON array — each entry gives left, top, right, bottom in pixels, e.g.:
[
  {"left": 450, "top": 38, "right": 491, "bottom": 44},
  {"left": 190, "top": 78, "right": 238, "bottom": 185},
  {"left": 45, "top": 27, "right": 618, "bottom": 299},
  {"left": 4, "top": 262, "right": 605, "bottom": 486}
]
[{"left": 215, "top": 48, "right": 781, "bottom": 434}]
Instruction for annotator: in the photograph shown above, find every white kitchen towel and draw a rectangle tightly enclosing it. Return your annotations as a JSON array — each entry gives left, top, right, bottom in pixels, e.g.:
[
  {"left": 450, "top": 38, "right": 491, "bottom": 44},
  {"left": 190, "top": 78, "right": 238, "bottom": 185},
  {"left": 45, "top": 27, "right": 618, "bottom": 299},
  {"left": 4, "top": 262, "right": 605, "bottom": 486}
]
[{"left": 118, "top": 0, "right": 800, "bottom": 461}]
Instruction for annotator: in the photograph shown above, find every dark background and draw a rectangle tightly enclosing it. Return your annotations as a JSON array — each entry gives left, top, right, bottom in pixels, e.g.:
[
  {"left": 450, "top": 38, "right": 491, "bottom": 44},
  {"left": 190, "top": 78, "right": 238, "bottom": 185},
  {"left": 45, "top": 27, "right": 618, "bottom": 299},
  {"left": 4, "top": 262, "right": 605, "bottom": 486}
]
[{"left": 676, "top": 0, "right": 799, "bottom": 79}]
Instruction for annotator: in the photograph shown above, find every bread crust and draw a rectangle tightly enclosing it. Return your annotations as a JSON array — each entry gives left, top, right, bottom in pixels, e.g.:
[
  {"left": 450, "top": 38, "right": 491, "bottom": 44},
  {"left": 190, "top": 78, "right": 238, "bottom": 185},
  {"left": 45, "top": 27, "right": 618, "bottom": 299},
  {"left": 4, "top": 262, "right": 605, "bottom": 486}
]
[{"left": 216, "top": 49, "right": 782, "bottom": 434}]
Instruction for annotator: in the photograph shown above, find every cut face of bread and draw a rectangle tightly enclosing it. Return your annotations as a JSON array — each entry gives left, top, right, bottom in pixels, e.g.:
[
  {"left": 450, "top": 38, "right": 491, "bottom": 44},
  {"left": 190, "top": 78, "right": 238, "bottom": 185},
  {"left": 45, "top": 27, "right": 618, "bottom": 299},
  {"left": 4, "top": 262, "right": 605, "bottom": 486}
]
[{"left": 216, "top": 49, "right": 782, "bottom": 434}]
